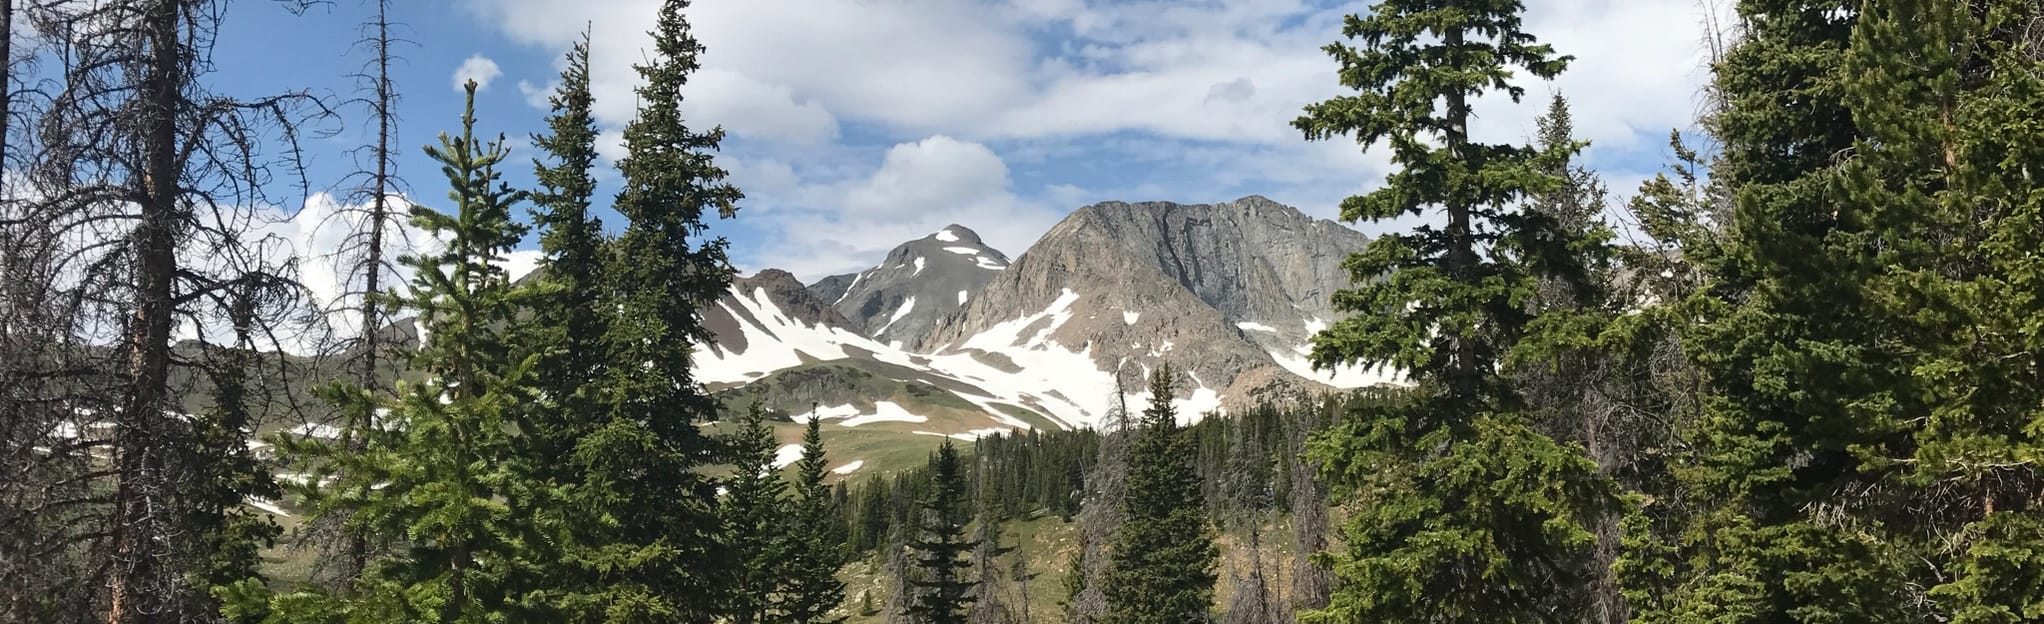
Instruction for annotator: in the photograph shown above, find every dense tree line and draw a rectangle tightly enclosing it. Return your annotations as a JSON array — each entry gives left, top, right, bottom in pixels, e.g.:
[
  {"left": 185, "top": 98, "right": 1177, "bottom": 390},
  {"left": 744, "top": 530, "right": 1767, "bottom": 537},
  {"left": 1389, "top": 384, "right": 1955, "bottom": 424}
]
[
  {"left": 0, "top": 0, "right": 849, "bottom": 622},
  {"left": 1290, "top": 0, "right": 2044, "bottom": 622},
  {"left": 7, "top": 0, "right": 2044, "bottom": 621}
]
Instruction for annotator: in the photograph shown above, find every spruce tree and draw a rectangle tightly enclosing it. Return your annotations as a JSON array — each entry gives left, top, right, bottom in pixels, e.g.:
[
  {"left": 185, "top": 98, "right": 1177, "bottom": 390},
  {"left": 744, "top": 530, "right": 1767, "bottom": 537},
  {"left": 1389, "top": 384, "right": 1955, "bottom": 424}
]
[
  {"left": 1293, "top": 0, "right": 1621, "bottom": 620},
  {"left": 785, "top": 416, "right": 851, "bottom": 624},
  {"left": 1100, "top": 365, "right": 1216, "bottom": 624},
  {"left": 723, "top": 399, "right": 791, "bottom": 624},
  {"left": 904, "top": 442, "right": 977, "bottom": 624},
  {"left": 526, "top": 27, "right": 607, "bottom": 454},
  {"left": 1612, "top": 1, "right": 1927, "bottom": 620},
  {"left": 576, "top": 0, "right": 743, "bottom": 619},
  {"left": 266, "top": 82, "right": 540, "bottom": 622}
]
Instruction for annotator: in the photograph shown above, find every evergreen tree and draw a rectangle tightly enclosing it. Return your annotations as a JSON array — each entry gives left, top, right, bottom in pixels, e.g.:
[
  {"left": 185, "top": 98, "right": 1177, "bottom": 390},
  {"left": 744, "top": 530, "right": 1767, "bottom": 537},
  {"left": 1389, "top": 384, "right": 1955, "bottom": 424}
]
[
  {"left": 1611, "top": 0, "right": 1926, "bottom": 620},
  {"left": 1293, "top": 0, "right": 1621, "bottom": 620},
  {"left": 526, "top": 27, "right": 607, "bottom": 454},
  {"left": 724, "top": 399, "right": 791, "bottom": 624},
  {"left": 574, "top": 0, "right": 744, "bottom": 619},
  {"left": 904, "top": 442, "right": 977, "bottom": 624},
  {"left": 1100, "top": 365, "right": 1217, "bottom": 624},
  {"left": 966, "top": 473, "right": 1014, "bottom": 624},
  {"left": 266, "top": 82, "right": 540, "bottom": 622},
  {"left": 183, "top": 287, "right": 283, "bottom": 624},
  {"left": 784, "top": 416, "right": 851, "bottom": 624},
  {"left": 1878, "top": 1, "right": 2044, "bottom": 618}
]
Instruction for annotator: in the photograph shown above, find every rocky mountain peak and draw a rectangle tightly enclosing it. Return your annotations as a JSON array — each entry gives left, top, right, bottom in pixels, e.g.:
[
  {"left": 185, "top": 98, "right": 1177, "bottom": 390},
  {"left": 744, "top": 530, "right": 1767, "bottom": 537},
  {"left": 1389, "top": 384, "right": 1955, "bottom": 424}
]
[
  {"left": 927, "top": 224, "right": 984, "bottom": 245},
  {"left": 805, "top": 224, "right": 1014, "bottom": 347},
  {"left": 917, "top": 196, "right": 1390, "bottom": 418}
]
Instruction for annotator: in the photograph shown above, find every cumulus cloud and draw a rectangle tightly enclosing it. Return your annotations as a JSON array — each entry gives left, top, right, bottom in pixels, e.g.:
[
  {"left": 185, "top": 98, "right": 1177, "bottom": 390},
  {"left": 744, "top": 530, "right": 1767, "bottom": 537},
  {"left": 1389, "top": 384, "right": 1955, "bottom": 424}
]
[
  {"left": 735, "top": 135, "right": 1064, "bottom": 281},
  {"left": 456, "top": 0, "right": 1724, "bottom": 276},
  {"left": 452, "top": 53, "right": 504, "bottom": 92}
]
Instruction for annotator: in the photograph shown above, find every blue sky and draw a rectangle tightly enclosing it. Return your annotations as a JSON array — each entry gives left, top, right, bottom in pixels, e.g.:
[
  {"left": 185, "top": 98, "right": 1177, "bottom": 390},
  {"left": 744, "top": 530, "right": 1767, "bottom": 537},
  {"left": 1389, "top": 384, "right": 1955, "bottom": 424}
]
[{"left": 211, "top": 0, "right": 1728, "bottom": 283}]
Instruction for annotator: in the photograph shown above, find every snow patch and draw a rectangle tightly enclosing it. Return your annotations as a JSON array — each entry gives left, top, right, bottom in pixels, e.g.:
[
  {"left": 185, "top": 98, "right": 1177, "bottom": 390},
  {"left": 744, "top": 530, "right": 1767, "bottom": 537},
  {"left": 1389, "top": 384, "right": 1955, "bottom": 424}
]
[
  {"left": 1236, "top": 321, "right": 1278, "bottom": 333},
  {"left": 974, "top": 256, "right": 1007, "bottom": 270},
  {"left": 963, "top": 289, "right": 1080, "bottom": 351},
  {"left": 247, "top": 498, "right": 291, "bottom": 517},
  {"left": 1304, "top": 317, "right": 1329, "bottom": 335},
  {"left": 913, "top": 257, "right": 926, "bottom": 276},
  {"left": 1123, "top": 310, "right": 1140, "bottom": 325},
  {"left": 834, "top": 270, "right": 866, "bottom": 305},
  {"left": 1268, "top": 350, "right": 1407, "bottom": 389},
  {"left": 958, "top": 290, "right": 969, "bottom": 305},
  {"left": 913, "top": 427, "right": 1012, "bottom": 441},
  {"left": 806, "top": 404, "right": 862, "bottom": 422},
  {"left": 839, "top": 401, "right": 928, "bottom": 427},
  {"left": 772, "top": 444, "right": 805, "bottom": 469},
  {"left": 287, "top": 423, "right": 342, "bottom": 440},
  {"left": 831, "top": 460, "right": 866, "bottom": 475},
  {"left": 875, "top": 296, "right": 917, "bottom": 336},
  {"left": 696, "top": 287, "right": 884, "bottom": 384},
  {"left": 934, "top": 227, "right": 960, "bottom": 242},
  {"left": 943, "top": 246, "right": 981, "bottom": 256}
]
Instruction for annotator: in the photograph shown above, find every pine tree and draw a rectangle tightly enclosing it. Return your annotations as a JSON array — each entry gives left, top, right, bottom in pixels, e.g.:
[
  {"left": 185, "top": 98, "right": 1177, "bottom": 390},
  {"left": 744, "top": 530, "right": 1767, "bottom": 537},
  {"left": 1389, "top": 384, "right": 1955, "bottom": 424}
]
[
  {"left": 1293, "top": 1, "right": 1621, "bottom": 620},
  {"left": 784, "top": 415, "right": 851, "bottom": 624},
  {"left": 904, "top": 442, "right": 977, "bottom": 624},
  {"left": 724, "top": 398, "right": 791, "bottom": 624},
  {"left": 1100, "top": 365, "right": 1217, "bottom": 624},
  {"left": 266, "top": 82, "right": 540, "bottom": 622},
  {"left": 574, "top": 0, "right": 744, "bottom": 619}
]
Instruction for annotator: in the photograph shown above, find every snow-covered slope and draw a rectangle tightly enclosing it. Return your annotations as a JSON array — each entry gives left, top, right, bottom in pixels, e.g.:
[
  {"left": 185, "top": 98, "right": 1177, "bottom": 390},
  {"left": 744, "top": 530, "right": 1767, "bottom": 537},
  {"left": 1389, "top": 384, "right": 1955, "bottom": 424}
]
[
  {"left": 702, "top": 196, "right": 1407, "bottom": 433},
  {"left": 698, "top": 271, "right": 1219, "bottom": 430}
]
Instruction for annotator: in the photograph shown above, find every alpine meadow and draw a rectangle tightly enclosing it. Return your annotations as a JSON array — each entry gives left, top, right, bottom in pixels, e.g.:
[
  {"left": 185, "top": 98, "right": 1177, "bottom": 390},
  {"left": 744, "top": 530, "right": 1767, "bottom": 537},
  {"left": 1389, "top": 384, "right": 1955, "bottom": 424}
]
[{"left": 7, "top": 0, "right": 2044, "bottom": 623}]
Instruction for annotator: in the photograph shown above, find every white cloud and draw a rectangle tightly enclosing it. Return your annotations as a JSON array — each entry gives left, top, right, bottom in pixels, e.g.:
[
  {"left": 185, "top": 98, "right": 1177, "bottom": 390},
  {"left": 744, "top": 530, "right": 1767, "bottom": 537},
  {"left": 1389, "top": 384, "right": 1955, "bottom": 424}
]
[
  {"left": 452, "top": 53, "right": 504, "bottom": 92},
  {"left": 737, "top": 135, "right": 1064, "bottom": 280},
  {"left": 684, "top": 68, "right": 839, "bottom": 145},
  {"left": 458, "top": 0, "right": 1721, "bottom": 277},
  {"left": 593, "top": 129, "right": 627, "bottom": 167},
  {"left": 516, "top": 79, "right": 556, "bottom": 110},
  {"left": 461, "top": 0, "right": 1717, "bottom": 150}
]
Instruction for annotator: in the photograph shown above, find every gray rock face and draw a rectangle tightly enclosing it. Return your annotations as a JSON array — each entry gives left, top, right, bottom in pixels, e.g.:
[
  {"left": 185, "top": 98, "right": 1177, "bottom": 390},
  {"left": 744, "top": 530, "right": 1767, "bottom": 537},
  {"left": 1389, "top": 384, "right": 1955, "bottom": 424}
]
[
  {"left": 917, "top": 196, "right": 1374, "bottom": 400},
  {"left": 806, "top": 224, "right": 1011, "bottom": 347}
]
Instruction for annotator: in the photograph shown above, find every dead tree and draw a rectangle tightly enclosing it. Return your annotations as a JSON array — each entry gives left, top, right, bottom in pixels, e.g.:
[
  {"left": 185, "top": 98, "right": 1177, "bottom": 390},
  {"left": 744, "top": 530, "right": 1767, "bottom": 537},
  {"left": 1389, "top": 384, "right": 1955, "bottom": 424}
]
[{"left": 13, "top": 1, "right": 326, "bottom": 621}]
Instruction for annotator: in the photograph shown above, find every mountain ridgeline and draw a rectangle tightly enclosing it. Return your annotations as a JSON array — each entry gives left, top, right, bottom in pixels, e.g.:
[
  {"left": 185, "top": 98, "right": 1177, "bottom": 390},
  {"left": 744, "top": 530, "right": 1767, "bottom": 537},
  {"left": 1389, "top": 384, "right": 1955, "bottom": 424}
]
[{"left": 695, "top": 196, "right": 1398, "bottom": 438}]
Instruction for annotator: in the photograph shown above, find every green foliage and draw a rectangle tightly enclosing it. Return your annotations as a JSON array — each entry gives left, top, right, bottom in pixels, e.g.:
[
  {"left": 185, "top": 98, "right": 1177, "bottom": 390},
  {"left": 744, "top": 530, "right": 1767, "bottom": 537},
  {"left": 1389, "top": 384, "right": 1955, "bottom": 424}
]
[
  {"left": 785, "top": 416, "right": 852, "bottom": 624},
  {"left": 904, "top": 442, "right": 978, "bottom": 624},
  {"left": 1100, "top": 366, "right": 1217, "bottom": 624},
  {"left": 264, "top": 82, "right": 543, "bottom": 622},
  {"left": 525, "top": 27, "right": 607, "bottom": 454},
  {"left": 1294, "top": 0, "right": 1621, "bottom": 620},
  {"left": 184, "top": 291, "right": 283, "bottom": 623},
  {"left": 724, "top": 399, "right": 793, "bottom": 624},
  {"left": 551, "top": 1, "right": 745, "bottom": 619}
]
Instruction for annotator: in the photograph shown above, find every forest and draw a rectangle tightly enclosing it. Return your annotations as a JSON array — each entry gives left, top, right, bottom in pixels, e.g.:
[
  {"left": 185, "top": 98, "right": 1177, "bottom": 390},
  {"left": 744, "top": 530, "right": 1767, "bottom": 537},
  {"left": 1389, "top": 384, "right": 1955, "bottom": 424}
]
[{"left": 5, "top": 0, "right": 2044, "bottom": 622}]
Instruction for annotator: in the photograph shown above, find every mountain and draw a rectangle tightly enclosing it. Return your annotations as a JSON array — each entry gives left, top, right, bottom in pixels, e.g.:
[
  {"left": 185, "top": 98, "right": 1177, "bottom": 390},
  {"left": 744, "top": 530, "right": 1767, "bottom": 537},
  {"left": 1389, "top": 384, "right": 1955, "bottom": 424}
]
[
  {"left": 915, "top": 196, "right": 1396, "bottom": 422},
  {"left": 807, "top": 225, "right": 1011, "bottom": 347}
]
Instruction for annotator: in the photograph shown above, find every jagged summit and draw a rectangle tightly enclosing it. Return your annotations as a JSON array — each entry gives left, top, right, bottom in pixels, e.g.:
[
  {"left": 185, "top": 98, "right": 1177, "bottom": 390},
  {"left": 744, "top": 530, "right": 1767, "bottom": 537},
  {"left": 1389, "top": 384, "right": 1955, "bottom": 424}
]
[
  {"left": 917, "top": 196, "right": 1393, "bottom": 418},
  {"left": 805, "top": 223, "right": 1012, "bottom": 346},
  {"left": 697, "top": 195, "right": 1402, "bottom": 431}
]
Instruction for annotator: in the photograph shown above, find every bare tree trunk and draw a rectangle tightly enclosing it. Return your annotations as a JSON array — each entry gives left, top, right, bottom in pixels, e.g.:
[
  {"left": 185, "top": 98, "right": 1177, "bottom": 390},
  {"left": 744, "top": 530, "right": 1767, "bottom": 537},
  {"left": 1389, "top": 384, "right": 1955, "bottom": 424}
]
[
  {"left": 105, "top": 1, "right": 185, "bottom": 621},
  {"left": 1286, "top": 402, "right": 1330, "bottom": 616},
  {"left": 1070, "top": 380, "right": 1133, "bottom": 623}
]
